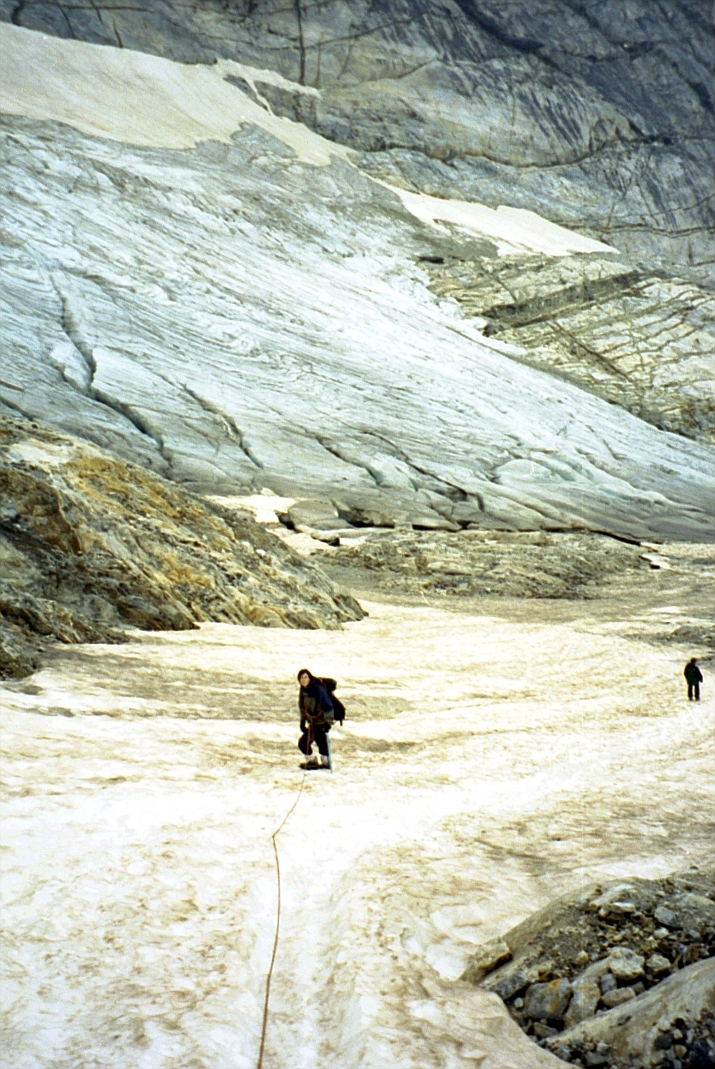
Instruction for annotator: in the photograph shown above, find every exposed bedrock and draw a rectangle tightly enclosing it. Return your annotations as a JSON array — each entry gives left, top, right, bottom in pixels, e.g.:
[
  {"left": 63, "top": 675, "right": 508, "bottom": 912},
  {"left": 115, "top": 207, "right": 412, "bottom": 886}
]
[
  {"left": 0, "top": 417, "right": 364, "bottom": 679},
  {"left": 1, "top": 109, "right": 714, "bottom": 543},
  {"left": 424, "top": 252, "right": 715, "bottom": 444},
  {"left": 3, "top": 0, "right": 713, "bottom": 278}
]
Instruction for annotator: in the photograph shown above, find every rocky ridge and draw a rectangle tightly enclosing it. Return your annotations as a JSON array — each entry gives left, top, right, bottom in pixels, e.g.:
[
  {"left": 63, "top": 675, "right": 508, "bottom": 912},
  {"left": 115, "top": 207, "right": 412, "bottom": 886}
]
[
  {"left": 0, "top": 417, "right": 364, "bottom": 679},
  {"left": 461, "top": 870, "right": 715, "bottom": 1067},
  {"left": 324, "top": 527, "right": 649, "bottom": 600}
]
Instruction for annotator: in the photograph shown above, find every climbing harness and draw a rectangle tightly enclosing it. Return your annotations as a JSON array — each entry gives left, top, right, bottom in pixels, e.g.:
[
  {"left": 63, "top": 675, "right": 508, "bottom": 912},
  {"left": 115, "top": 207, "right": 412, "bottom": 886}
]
[{"left": 255, "top": 771, "right": 307, "bottom": 1069}]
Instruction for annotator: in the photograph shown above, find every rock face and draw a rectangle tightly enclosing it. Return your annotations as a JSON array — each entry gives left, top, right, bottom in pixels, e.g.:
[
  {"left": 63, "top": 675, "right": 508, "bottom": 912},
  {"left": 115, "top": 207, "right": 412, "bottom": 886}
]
[
  {"left": 3, "top": 1, "right": 713, "bottom": 279},
  {"left": 460, "top": 869, "right": 715, "bottom": 1064},
  {"left": 0, "top": 417, "right": 364, "bottom": 678},
  {"left": 425, "top": 253, "right": 715, "bottom": 444},
  {"left": 1, "top": 26, "right": 715, "bottom": 542}
]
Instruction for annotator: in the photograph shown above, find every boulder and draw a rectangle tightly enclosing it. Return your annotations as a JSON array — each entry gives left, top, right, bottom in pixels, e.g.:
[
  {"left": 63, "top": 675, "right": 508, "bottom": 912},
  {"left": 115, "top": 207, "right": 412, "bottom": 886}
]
[
  {"left": 489, "top": 964, "right": 543, "bottom": 1003},
  {"left": 522, "top": 979, "right": 572, "bottom": 1022},
  {"left": 564, "top": 972, "right": 601, "bottom": 1030},
  {"left": 460, "top": 940, "right": 513, "bottom": 986},
  {"left": 546, "top": 959, "right": 715, "bottom": 1066},
  {"left": 287, "top": 499, "right": 348, "bottom": 533},
  {"left": 600, "top": 987, "right": 636, "bottom": 1009},
  {"left": 607, "top": 948, "right": 644, "bottom": 984},
  {"left": 646, "top": 954, "right": 672, "bottom": 977},
  {"left": 661, "top": 893, "right": 715, "bottom": 933}
]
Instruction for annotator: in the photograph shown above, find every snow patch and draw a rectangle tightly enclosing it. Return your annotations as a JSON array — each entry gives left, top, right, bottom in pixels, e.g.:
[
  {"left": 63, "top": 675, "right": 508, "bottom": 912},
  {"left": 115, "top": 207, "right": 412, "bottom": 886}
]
[
  {"left": 0, "top": 24, "right": 347, "bottom": 165},
  {"left": 391, "top": 185, "right": 617, "bottom": 257}
]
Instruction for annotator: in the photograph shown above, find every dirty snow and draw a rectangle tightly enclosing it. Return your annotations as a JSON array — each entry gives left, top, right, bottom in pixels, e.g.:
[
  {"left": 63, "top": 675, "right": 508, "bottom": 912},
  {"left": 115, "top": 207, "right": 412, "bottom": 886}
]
[{"left": 2, "top": 596, "right": 713, "bottom": 1069}]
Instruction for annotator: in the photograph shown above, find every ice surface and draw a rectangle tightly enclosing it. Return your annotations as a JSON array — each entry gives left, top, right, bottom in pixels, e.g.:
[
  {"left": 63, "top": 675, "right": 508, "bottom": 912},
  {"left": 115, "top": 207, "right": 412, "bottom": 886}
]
[
  {"left": 2, "top": 600, "right": 713, "bottom": 1068},
  {"left": 1, "top": 25, "right": 714, "bottom": 540}
]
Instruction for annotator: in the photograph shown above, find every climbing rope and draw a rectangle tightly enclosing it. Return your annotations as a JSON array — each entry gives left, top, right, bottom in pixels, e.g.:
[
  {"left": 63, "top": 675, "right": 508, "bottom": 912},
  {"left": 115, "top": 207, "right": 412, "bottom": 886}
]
[{"left": 256, "top": 771, "right": 307, "bottom": 1069}]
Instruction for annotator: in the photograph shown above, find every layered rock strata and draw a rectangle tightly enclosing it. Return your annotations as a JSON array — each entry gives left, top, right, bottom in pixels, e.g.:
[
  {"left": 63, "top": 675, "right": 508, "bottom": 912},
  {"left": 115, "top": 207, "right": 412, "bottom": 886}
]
[
  {"left": 424, "top": 253, "right": 715, "bottom": 444},
  {"left": 0, "top": 417, "right": 364, "bottom": 679},
  {"left": 3, "top": 1, "right": 713, "bottom": 278}
]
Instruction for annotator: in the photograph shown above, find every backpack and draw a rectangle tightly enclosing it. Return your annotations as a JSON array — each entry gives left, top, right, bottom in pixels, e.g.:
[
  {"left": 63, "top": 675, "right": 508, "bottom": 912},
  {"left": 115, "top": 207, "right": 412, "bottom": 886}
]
[{"left": 322, "top": 677, "right": 346, "bottom": 724}]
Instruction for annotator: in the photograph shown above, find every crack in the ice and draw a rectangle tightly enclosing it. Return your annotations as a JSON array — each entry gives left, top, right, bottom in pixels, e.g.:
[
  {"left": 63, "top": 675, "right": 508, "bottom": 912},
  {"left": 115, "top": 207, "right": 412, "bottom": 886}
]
[
  {"left": 49, "top": 273, "right": 171, "bottom": 468},
  {"left": 182, "top": 385, "right": 263, "bottom": 468},
  {"left": 311, "top": 429, "right": 483, "bottom": 523},
  {"left": 358, "top": 429, "right": 479, "bottom": 509},
  {"left": 294, "top": 0, "right": 306, "bottom": 85},
  {"left": 311, "top": 434, "right": 383, "bottom": 487},
  {"left": 0, "top": 394, "right": 33, "bottom": 419}
]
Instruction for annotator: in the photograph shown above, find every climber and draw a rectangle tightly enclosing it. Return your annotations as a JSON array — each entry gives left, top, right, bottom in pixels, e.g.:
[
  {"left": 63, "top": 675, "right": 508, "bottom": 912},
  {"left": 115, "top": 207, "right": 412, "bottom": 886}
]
[
  {"left": 684, "top": 657, "right": 703, "bottom": 701},
  {"left": 297, "top": 668, "right": 334, "bottom": 769}
]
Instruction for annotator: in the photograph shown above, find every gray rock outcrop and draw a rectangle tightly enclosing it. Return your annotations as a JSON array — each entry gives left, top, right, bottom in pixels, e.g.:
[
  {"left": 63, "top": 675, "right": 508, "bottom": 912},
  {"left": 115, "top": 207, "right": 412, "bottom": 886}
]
[
  {"left": 0, "top": 417, "right": 364, "bottom": 678},
  {"left": 3, "top": 1, "right": 713, "bottom": 279},
  {"left": 425, "top": 253, "right": 715, "bottom": 444},
  {"left": 461, "top": 869, "right": 715, "bottom": 1063}
]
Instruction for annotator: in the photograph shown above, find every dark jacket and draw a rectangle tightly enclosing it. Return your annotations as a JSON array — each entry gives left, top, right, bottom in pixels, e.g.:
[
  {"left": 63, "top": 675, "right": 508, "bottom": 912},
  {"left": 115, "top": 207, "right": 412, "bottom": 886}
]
[
  {"left": 684, "top": 662, "right": 703, "bottom": 684},
  {"left": 299, "top": 679, "right": 334, "bottom": 729}
]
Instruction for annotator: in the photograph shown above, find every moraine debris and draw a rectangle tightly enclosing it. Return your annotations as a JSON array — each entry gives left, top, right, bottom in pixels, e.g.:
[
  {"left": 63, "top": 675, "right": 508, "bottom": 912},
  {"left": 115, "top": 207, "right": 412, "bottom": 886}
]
[{"left": 460, "top": 870, "right": 715, "bottom": 1067}]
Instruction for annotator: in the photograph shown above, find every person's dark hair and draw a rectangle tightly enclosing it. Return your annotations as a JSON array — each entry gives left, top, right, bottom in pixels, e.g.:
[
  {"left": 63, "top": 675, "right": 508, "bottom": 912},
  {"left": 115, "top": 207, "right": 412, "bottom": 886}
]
[{"left": 297, "top": 668, "right": 314, "bottom": 684}]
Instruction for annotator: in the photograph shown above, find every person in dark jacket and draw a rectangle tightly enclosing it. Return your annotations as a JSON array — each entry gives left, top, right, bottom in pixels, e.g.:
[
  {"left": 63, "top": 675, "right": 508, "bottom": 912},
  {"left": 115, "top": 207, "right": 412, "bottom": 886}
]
[
  {"left": 297, "top": 668, "right": 334, "bottom": 769},
  {"left": 684, "top": 658, "right": 703, "bottom": 701}
]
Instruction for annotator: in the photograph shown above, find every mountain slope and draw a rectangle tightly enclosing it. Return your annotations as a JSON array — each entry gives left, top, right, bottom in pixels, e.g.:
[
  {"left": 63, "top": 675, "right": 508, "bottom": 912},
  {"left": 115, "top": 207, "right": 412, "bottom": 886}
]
[
  {"left": 1, "top": 24, "right": 714, "bottom": 541},
  {"left": 3, "top": 0, "right": 713, "bottom": 278}
]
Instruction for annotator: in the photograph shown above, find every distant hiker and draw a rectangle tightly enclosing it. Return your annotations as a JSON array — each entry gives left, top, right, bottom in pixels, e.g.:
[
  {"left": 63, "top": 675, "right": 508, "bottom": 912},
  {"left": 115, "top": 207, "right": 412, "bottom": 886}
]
[
  {"left": 297, "top": 669, "right": 334, "bottom": 769},
  {"left": 684, "top": 657, "right": 703, "bottom": 701}
]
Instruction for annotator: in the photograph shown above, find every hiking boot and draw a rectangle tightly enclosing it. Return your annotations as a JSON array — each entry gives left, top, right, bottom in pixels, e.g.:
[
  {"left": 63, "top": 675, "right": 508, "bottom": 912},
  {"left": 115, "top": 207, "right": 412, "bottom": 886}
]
[{"left": 299, "top": 759, "right": 319, "bottom": 770}]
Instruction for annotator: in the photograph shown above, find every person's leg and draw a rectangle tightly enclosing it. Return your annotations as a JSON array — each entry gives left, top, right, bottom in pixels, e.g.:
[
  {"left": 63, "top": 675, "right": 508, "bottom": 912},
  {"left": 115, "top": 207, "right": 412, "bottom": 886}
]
[
  {"left": 695, "top": 682, "right": 700, "bottom": 701},
  {"left": 299, "top": 727, "right": 319, "bottom": 767},
  {"left": 688, "top": 683, "right": 694, "bottom": 700},
  {"left": 314, "top": 725, "right": 330, "bottom": 766}
]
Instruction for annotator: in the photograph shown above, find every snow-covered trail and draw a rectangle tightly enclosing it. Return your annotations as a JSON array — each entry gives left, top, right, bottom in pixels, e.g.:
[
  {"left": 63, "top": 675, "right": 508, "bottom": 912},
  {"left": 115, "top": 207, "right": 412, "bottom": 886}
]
[{"left": 2, "top": 600, "right": 714, "bottom": 1069}]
